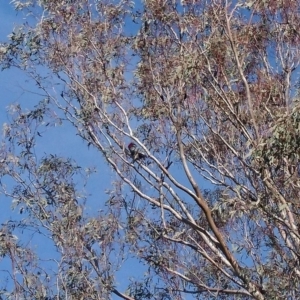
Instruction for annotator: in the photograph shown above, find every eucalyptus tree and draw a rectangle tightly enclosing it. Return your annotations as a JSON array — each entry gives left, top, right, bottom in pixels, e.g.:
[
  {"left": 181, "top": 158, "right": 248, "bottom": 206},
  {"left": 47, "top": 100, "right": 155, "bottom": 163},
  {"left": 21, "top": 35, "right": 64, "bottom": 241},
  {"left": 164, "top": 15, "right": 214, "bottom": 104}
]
[{"left": 0, "top": 0, "right": 300, "bottom": 299}]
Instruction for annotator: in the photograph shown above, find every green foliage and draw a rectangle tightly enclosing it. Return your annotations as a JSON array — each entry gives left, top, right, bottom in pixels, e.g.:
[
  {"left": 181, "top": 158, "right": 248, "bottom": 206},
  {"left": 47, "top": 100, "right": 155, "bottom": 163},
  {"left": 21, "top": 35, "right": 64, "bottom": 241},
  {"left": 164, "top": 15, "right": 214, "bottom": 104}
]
[{"left": 1, "top": 0, "right": 300, "bottom": 299}]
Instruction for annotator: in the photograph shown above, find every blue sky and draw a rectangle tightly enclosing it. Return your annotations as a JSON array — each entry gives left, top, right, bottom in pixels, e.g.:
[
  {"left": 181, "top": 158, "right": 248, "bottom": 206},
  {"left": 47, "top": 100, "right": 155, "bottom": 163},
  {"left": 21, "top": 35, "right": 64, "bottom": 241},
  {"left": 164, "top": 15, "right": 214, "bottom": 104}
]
[
  {"left": 0, "top": 2, "right": 111, "bottom": 209},
  {"left": 0, "top": 2, "right": 147, "bottom": 298},
  {"left": 0, "top": 2, "right": 208, "bottom": 299}
]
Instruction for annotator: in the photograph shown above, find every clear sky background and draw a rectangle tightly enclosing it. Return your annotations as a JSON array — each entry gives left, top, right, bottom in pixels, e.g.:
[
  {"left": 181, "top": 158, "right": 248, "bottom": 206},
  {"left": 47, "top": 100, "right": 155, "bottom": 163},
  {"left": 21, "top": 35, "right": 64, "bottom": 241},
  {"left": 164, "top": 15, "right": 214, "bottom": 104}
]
[
  {"left": 0, "top": 2, "right": 151, "bottom": 298},
  {"left": 0, "top": 2, "right": 200, "bottom": 299},
  {"left": 0, "top": 2, "right": 114, "bottom": 229},
  {"left": 0, "top": 0, "right": 119, "bottom": 294}
]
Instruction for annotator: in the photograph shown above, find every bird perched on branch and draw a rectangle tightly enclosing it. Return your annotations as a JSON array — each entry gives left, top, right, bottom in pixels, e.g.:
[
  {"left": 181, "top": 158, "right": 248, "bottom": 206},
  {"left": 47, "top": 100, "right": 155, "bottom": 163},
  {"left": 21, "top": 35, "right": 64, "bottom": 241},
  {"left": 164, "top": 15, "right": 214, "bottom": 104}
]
[{"left": 128, "top": 142, "right": 147, "bottom": 161}]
